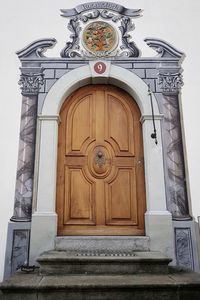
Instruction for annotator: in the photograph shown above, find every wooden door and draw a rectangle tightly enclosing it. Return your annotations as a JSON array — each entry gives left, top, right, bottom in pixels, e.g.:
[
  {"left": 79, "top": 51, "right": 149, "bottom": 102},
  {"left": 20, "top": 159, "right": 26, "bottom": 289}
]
[{"left": 56, "top": 85, "right": 146, "bottom": 235}]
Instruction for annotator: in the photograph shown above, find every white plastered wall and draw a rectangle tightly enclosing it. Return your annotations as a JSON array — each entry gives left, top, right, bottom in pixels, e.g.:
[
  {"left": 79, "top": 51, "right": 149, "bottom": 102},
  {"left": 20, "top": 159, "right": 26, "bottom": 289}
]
[{"left": 29, "top": 64, "right": 174, "bottom": 263}]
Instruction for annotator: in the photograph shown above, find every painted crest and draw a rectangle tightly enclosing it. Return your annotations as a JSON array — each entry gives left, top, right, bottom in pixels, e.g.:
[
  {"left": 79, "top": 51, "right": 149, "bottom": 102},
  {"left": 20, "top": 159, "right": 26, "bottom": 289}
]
[
  {"left": 82, "top": 21, "right": 117, "bottom": 56},
  {"left": 60, "top": 2, "right": 142, "bottom": 58}
]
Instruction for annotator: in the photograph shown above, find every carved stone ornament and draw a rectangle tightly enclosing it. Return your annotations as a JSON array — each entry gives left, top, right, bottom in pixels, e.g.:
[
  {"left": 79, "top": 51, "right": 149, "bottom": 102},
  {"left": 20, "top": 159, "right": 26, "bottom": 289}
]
[
  {"left": 19, "top": 71, "right": 44, "bottom": 96},
  {"left": 144, "top": 38, "right": 184, "bottom": 59},
  {"left": 158, "top": 72, "right": 183, "bottom": 94},
  {"left": 60, "top": 2, "right": 141, "bottom": 58},
  {"left": 61, "top": 2, "right": 142, "bottom": 18},
  {"left": 16, "top": 38, "right": 57, "bottom": 59}
]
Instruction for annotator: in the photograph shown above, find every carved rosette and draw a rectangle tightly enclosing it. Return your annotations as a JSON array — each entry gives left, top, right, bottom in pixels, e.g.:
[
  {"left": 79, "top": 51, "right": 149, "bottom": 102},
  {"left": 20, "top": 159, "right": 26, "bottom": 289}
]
[
  {"left": 19, "top": 72, "right": 44, "bottom": 96},
  {"left": 158, "top": 72, "right": 183, "bottom": 94}
]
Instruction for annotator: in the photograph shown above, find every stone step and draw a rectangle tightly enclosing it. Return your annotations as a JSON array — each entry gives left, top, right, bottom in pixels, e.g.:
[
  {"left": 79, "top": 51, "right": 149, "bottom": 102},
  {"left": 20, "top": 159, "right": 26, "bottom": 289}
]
[
  {"left": 37, "top": 250, "right": 171, "bottom": 275},
  {"left": 55, "top": 236, "right": 150, "bottom": 252},
  {"left": 1, "top": 270, "right": 200, "bottom": 300}
]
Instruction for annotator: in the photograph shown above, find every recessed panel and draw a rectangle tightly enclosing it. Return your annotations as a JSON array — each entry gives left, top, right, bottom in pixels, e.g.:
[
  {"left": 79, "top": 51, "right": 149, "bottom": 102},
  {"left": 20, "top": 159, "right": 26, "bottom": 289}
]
[
  {"left": 108, "top": 95, "right": 129, "bottom": 151},
  {"left": 64, "top": 167, "right": 95, "bottom": 225},
  {"left": 71, "top": 96, "right": 91, "bottom": 151},
  {"left": 106, "top": 168, "right": 138, "bottom": 225}
]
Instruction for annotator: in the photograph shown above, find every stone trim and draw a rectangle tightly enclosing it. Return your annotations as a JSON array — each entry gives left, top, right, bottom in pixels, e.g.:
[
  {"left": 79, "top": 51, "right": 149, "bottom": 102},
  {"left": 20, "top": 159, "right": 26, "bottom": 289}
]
[
  {"left": 140, "top": 114, "right": 164, "bottom": 124},
  {"left": 38, "top": 115, "right": 61, "bottom": 124}
]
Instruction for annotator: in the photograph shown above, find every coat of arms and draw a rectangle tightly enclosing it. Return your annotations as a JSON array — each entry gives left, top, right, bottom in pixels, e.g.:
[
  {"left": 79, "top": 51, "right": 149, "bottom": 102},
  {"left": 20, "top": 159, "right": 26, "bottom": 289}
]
[{"left": 82, "top": 21, "right": 117, "bottom": 56}]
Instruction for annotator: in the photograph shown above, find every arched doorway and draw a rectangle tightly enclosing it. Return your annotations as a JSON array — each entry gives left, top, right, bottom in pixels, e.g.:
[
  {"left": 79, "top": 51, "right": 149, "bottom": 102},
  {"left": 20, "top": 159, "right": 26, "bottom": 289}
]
[{"left": 56, "top": 85, "right": 146, "bottom": 235}]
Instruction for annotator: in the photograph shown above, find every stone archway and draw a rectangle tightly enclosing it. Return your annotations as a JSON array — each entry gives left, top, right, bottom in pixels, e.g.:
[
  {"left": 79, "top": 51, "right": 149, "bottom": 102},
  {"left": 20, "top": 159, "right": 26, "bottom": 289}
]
[{"left": 29, "top": 64, "right": 174, "bottom": 263}]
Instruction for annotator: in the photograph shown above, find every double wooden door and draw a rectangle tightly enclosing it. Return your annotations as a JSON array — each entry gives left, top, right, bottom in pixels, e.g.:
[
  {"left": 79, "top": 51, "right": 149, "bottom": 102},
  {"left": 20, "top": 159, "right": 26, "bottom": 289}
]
[{"left": 56, "top": 85, "right": 146, "bottom": 235}]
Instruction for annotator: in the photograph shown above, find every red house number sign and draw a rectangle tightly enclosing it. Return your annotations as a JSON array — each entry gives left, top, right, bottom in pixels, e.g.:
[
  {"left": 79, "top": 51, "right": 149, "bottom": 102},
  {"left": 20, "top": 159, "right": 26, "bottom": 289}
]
[{"left": 94, "top": 62, "right": 106, "bottom": 74}]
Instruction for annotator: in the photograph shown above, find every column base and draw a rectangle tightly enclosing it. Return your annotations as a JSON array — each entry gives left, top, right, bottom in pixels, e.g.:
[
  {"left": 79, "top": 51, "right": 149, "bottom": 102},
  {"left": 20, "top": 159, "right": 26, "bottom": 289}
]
[
  {"left": 10, "top": 216, "right": 31, "bottom": 222},
  {"left": 173, "top": 219, "right": 200, "bottom": 272},
  {"left": 29, "top": 213, "right": 57, "bottom": 265},
  {"left": 145, "top": 211, "right": 175, "bottom": 262},
  {"left": 4, "top": 221, "right": 31, "bottom": 279}
]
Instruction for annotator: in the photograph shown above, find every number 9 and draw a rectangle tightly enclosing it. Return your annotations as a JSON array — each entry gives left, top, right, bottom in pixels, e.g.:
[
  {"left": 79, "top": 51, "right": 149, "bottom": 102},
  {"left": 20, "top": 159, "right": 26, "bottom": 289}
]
[{"left": 97, "top": 64, "right": 103, "bottom": 72}]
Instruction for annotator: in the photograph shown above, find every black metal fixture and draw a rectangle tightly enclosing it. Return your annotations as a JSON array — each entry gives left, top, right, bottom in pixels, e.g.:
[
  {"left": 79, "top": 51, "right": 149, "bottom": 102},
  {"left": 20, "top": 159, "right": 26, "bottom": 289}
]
[
  {"left": 148, "top": 84, "right": 158, "bottom": 145},
  {"left": 21, "top": 264, "right": 37, "bottom": 273},
  {"left": 20, "top": 237, "right": 38, "bottom": 273}
]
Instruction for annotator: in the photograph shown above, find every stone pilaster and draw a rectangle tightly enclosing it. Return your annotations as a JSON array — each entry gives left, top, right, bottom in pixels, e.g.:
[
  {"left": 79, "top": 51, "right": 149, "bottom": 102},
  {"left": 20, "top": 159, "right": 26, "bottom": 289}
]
[
  {"left": 158, "top": 70, "right": 191, "bottom": 220},
  {"left": 157, "top": 71, "right": 199, "bottom": 272},
  {"left": 10, "top": 68, "right": 44, "bottom": 222}
]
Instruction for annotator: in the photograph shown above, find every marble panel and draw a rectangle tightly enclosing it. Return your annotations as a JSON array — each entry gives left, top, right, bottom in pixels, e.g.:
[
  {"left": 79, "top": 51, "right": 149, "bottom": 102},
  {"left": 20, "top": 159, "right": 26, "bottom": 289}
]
[
  {"left": 175, "top": 227, "right": 194, "bottom": 270},
  {"left": 11, "top": 230, "right": 30, "bottom": 273},
  {"left": 162, "top": 94, "right": 190, "bottom": 218},
  {"left": 11, "top": 96, "right": 37, "bottom": 221}
]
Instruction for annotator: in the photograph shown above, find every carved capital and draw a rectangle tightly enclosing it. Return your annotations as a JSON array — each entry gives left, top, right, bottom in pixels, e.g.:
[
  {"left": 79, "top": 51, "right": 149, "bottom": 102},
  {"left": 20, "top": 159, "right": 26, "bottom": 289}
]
[
  {"left": 158, "top": 72, "right": 183, "bottom": 94},
  {"left": 19, "top": 68, "right": 44, "bottom": 96}
]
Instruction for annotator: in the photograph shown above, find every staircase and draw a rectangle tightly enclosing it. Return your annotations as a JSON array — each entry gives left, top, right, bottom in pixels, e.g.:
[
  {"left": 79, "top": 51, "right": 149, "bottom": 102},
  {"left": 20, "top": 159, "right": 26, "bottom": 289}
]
[{"left": 1, "top": 237, "right": 200, "bottom": 300}]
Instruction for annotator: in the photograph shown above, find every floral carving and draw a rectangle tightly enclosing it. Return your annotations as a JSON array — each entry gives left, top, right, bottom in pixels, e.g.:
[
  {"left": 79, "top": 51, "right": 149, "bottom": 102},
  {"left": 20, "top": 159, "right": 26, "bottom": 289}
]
[
  {"left": 18, "top": 72, "right": 44, "bottom": 96},
  {"left": 158, "top": 72, "right": 183, "bottom": 93}
]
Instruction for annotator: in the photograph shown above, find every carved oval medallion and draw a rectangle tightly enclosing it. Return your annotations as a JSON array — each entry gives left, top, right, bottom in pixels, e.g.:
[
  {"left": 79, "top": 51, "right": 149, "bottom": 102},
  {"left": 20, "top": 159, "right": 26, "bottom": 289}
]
[
  {"left": 88, "top": 145, "right": 112, "bottom": 178},
  {"left": 82, "top": 21, "right": 117, "bottom": 56}
]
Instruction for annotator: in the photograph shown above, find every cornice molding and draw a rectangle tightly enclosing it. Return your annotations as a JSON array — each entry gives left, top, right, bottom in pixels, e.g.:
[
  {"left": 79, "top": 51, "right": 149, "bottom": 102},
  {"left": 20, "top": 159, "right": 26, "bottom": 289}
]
[
  {"left": 144, "top": 38, "right": 184, "bottom": 60},
  {"left": 16, "top": 38, "right": 57, "bottom": 59}
]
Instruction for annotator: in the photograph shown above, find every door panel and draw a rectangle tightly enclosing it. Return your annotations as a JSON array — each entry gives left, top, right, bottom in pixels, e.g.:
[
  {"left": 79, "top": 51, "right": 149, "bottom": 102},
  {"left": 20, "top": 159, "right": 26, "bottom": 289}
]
[
  {"left": 56, "top": 85, "right": 146, "bottom": 235},
  {"left": 105, "top": 168, "right": 137, "bottom": 225},
  {"left": 108, "top": 95, "right": 129, "bottom": 151},
  {"left": 105, "top": 94, "right": 135, "bottom": 155},
  {"left": 66, "top": 94, "right": 95, "bottom": 155},
  {"left": 64, "top": 167, "right": 95, "bottom": 225}
]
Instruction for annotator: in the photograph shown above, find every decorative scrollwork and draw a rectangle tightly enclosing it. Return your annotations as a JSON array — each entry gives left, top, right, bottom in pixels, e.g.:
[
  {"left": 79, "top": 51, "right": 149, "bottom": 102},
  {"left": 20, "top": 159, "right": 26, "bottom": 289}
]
[
  {"left": 60, "top": 4, "right": 141, "bottom": 58},
  {"left": 119, "top": 17, "right": 139, "bottom": 57},
  {"left": 144, "top": 38, "right": 184, "bottom": 59},
  {"left": 79, "top": 10, "right": 100, "bottom": 22},
  {"left": 158, "top": 72, "right": 183, "bottom": 93},
  {"left": 79, "top": 9, "right": 122, "bottom": 22},
  {"left": 100, "top": 10, "right": 122, "bottom": 22},
  {"left": 60, "top": 17, "right": 82, "bottom": 58},
  {"left": 16, "top": 38, "right": 57, "bottom": 59}
]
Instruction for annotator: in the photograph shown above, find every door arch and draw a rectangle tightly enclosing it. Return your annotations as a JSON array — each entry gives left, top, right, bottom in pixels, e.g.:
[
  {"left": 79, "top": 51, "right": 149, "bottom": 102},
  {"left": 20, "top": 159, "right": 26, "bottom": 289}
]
[{"left": 56, "top": 85, "right": 146, "bottom": 235}]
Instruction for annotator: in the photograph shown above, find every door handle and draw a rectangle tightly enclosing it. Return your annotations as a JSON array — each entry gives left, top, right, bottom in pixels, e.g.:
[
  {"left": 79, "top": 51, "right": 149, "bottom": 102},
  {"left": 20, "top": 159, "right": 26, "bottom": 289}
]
[{"left": 95, "top": 150, "right": 106, "bottom": 167}]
